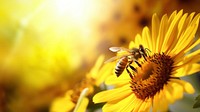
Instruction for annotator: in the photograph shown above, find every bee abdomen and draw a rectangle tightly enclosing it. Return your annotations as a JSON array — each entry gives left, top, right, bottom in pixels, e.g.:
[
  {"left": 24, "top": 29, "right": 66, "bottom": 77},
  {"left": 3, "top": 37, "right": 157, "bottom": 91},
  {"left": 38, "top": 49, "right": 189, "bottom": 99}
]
[{"left": 115, "top": 57, "right": 128, "bottom": 77}]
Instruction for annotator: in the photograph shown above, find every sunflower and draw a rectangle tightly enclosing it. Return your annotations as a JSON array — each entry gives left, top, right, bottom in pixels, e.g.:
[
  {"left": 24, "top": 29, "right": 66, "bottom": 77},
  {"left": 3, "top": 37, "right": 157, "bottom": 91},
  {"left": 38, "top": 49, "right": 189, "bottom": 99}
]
[
  {"left": 50, "top": 55, "right": 113, "bottom": 112},
  {"left": 93, "top": 10, "right": 200, "bottom": 112}
]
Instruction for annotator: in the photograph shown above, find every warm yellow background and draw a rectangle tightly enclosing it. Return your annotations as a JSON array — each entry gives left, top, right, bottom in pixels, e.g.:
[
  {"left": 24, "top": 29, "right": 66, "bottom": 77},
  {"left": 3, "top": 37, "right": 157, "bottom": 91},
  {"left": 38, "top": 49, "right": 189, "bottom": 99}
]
[{"left": 0, "top": 0, "right": 199, "bottom": 111}]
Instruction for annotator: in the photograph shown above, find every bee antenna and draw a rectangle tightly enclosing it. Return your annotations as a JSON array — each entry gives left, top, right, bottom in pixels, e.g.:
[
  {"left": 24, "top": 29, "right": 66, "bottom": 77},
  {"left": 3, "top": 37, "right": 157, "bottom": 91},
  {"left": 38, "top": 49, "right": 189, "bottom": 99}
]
[
  {"left": 145, "top": 48, "right": 151, "bottom": 52},
  {"left": 145, "top": 48, "right": 151, "bottom": 56}
]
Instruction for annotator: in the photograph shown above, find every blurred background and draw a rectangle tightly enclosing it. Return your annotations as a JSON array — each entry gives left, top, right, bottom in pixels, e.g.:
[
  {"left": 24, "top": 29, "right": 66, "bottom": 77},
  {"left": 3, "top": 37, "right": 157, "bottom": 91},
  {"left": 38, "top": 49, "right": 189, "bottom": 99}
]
[{"left": 0, "top": 0, "right": 200, "bottom": 112}]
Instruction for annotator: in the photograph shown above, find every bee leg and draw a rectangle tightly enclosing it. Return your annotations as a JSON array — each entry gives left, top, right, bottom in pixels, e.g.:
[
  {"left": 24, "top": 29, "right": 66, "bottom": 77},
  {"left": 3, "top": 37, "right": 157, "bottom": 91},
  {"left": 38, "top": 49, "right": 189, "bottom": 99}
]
[
  {"left": 126, "top": 65, "right": 134, "bottom": 79},
  {"left": 145, "top": 48, "right": 151, "bottom": 56},
  {"left": 129, "top": 65, "right": 137, "bottom": 73},
  {"left": 142, "top": 54, "right": 147, "bottom": 61},
  {"left": 135, "top": 60, "right": 142, "bottom": 68},
  {"left": 128, "top": 61, "right": 137, "bottom": 73}
]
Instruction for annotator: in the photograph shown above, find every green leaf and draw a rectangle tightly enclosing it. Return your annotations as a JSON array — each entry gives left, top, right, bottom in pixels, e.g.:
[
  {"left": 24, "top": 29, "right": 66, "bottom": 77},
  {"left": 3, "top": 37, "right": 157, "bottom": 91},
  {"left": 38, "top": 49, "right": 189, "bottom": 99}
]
[{"left": 193, "top": 94, "right": 200, "bottom": 108}]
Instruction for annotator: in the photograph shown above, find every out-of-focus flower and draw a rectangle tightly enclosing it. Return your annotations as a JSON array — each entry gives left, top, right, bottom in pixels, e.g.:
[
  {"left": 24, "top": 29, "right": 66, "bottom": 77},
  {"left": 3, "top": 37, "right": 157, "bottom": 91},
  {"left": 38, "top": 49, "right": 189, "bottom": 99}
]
[
  {"left": 93, "top": 10, "right": 200, "bottom": 112},
  {"left": 161, "top": 0, "right": 200, "bottom": 14},
  {"left": 50, "top": 55, "right": 113, "bottom": 112},
  {"left": 0, "top": 0, "right": 113, "bottom": 111},
  {"left": 0, "top": 0, "right": 113, "bottom": 88},
  {"left": 99, "top": 0, "right": 150, "bottom": 47},
  {"left": 99, "top": 0, "right": 200, "bottom": 49}
]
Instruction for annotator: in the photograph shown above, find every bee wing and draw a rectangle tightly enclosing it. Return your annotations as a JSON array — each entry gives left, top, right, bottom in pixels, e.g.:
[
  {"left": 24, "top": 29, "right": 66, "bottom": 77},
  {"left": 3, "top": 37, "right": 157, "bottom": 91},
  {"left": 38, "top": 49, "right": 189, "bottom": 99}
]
[
  {"left": 104, "top": 54, "right": 131, "bottom": 63},
  {"left": 109, "top": 47, "right": 131, "bottom": 53},
  {"left": 104, "top": 56, "right": 120, "bottom": 63}
]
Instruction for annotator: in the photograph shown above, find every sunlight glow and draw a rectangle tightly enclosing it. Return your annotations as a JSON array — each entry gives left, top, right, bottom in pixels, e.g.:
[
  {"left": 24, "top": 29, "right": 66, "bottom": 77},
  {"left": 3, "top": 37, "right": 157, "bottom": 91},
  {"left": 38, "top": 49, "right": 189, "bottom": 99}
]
[{"left": 53, "top": 0, "right": 96, "bottom": 25}]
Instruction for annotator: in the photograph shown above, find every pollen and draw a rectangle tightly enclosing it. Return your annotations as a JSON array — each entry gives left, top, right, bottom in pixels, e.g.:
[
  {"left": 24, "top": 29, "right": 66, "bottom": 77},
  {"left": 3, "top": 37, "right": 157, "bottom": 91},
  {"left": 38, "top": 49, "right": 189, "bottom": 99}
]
[{"left": 130, "top": 53, "right": 174, "bottom": 100}]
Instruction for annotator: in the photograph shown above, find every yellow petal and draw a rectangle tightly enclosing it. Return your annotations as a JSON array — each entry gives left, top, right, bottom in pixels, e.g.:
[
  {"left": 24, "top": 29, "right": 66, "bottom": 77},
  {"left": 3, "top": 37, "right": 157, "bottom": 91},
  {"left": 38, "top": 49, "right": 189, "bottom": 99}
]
[
  {"left": 138, "top": 99, "right": 151, "bottom": 112},
  {"left": 76, "top": 97, "right": 89, "bottom": 112},
  {"left": 182, "top": 50, "right": 200, "bottom": 65},
  {"left": 185, "top": 12, "right": 196, "bottom": 28},
  {"left": 174, "top": 24, "right": 198, "bottom": 55},
  {"left": 105, "top": 75, "right": 129, "bottom": 86},
  {"left": 162, "top": 10, "right": 183, "bottom": 53},
  {"left": 166, "top": 13, "right": 188, "bottom": 55},
  {"left": 172, "top": 63, "right": 200, "bottom": 77},
  {"left": 151, "top": 13, "right": 160, "bottom": 52},
  {"left": 152, "top": 93, "right": 159, "bottom": 112},
  {"left": 138, "top": 101, "right": 146, "bottom": 112},
  {"left": 171, "top": 14, "right": 200, "bottom": 55},
  {"left": 190, "top": 13, "right": 200, "bottom": 26},
  {"left": 103, "top": 102, "right": 117, "bottom": 112},
  {"left": 129, "top": 41, "right": 136, "bottom": 49},
  {"left": 172, "top": 36, "right": 200, "bottom": 62},
  {"left": 93, "top": 84, "right": 132, "bottom": 103},
  {"left": 168, "top": 10, "right": 177, "bottom": 23},
  {"left": 177, "top": 13, "right": 188, "bottom": 38},
  {"left": 135, "top": 34, "right": 143, "bottom": 48},
  {"left": 103, "top": 94, "right": 135, "bottom": 112},
  {"left": 117, "top": 95, "right": 138, "bottom": 112},
  {"left": 173, "top": 38, "right": 200, "bottom": 65},
  {"left": 156, "top": 14, "right": 168, "bottom": 53},
  {"left": 142, "top": 27, "right": 152, "bottom": 51},
  {"left": 174, "top": 50, "right": 200, "bottom": 69},
  {"left": 157, "top": 91, "right": 169, "bottom": 111},
  {"left": 74, "top": 88, "right": 89, "bottom": 112},
  {"left": 95, "top": 63, "right": 113, "bottom": 85},
  {"left": 50, "top": 96, "right": 75, "bottom": 112},
  {"left": 90, "top": 55, "right": 105, "bottom": 79},
  {"left": 166, "top": 81, "right": 183, "bottom": 101},
  {"left": 163, "top": 85, "right": 175, "bottom": 103},
  {"left": 171, "top": 79, "right": 195, "bottom": 94},
  {"left": 132, "top": 99, "right": 143, "bottom": 112},
  {"left": 144, "top": 103, "right": 151, "bottom": 112},
  {"left": 184, "top": 37, "right": 200, "bottom": 54}
]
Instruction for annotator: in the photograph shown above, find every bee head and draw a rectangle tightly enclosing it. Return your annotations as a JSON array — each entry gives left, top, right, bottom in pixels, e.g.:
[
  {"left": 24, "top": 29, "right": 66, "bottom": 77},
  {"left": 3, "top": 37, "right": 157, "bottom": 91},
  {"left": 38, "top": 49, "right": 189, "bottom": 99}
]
[{"left": 139, "top": 45, "right": 144, "bottom": 51}]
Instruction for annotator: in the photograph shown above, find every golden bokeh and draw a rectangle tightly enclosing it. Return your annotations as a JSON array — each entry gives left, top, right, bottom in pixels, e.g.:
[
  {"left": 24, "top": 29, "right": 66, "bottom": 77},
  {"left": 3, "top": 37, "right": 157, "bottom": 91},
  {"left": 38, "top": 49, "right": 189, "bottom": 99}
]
[{"left": 0, "top": 0, "right": 199, "bottom": 112}]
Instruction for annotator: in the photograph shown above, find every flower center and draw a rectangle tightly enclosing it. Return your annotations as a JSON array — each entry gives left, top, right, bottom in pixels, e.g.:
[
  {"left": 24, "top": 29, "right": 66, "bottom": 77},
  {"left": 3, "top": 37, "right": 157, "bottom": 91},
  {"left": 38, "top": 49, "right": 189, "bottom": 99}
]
[
  {"left": 71, "top": 77, "right": 95, "bottom": 103},
  {"left": 130, "top": 53, "right": 174, "bottom": 100}
]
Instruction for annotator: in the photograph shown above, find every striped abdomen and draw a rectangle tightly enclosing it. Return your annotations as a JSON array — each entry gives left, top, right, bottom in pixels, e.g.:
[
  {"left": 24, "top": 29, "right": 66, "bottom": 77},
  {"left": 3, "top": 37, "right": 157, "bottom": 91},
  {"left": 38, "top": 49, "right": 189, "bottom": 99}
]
[{"left": 115, "top": 57, "right": 128, "bottom": 77}]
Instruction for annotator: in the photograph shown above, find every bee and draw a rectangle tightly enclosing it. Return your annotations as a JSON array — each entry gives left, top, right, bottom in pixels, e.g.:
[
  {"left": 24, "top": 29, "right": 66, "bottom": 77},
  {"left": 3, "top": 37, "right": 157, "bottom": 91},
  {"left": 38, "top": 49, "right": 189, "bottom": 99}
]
[{"left": 105, "top": 45, "right": 148, "bottom": 79}]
